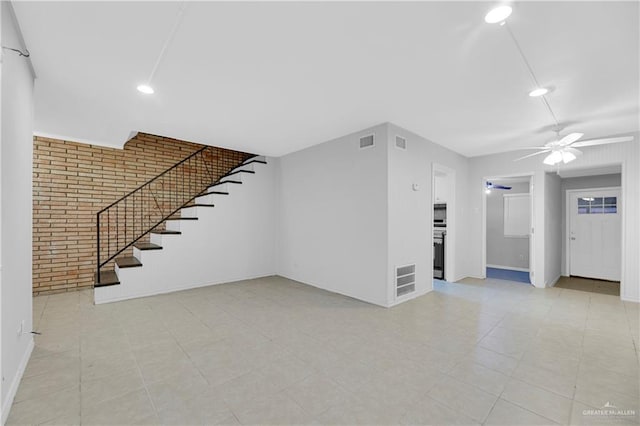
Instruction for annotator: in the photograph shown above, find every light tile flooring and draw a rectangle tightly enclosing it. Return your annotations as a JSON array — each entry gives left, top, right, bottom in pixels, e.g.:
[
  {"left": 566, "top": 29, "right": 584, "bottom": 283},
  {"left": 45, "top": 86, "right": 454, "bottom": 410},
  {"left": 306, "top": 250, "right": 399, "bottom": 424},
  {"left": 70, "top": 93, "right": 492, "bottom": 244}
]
[{"left": 8, "top": 276, "right": 639, "bottom": 425}]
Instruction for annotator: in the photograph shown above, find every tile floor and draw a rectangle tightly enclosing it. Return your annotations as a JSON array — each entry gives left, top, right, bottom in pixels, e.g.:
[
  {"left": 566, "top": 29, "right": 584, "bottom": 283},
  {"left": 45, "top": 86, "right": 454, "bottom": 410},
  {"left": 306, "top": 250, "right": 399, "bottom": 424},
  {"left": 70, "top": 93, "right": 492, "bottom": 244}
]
[
  {"left": 554, "top": 276, "right": 620, "bottom": 296},
  {"left": 7, "top": 276, "right": 639, "bottom": 425}
]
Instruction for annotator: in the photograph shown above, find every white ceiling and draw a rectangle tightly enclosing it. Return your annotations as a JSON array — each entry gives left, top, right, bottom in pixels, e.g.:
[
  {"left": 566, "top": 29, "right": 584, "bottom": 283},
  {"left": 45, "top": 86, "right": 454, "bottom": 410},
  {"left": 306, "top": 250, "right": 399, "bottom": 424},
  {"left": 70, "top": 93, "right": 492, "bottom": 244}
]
[{"left": 13, "top": 1, "right": 640, "bottom": 157}]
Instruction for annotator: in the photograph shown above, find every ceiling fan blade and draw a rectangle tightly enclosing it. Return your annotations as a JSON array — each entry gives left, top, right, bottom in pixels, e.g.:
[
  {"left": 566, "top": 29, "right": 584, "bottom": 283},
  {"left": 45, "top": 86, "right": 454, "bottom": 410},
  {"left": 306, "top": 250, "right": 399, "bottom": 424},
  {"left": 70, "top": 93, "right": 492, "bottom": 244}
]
[
  {"left": 571, "top": 136, "right": 635, "bottom": 148},
  {"left": 565, "top": 147, "right": 583, "bottom": 157},
  {"left": 514, "top": 149, "right": 551, "bottom": 161},
  {"left": 558, "top": 132, "right": 584, "bottom": 146}
]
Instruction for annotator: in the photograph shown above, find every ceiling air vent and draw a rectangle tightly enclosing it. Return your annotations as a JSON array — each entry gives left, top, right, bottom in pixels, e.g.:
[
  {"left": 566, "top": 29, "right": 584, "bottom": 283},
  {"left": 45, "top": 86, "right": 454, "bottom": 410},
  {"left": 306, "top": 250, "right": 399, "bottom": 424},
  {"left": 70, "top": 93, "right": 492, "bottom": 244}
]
[
  {"left": 396, "top": 264, "right": 416, "bottom": 298},
  {"left": 395, "top": 136, "right": 407, "bottom": 150},
  {"left": 359, "top": 134, "right": 375, "bottom": 149}
]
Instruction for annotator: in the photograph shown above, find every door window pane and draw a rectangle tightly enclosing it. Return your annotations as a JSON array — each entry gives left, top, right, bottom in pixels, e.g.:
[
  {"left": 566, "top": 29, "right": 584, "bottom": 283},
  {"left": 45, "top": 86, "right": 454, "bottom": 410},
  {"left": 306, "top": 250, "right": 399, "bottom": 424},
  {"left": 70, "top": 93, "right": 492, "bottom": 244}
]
[{"left": 578, "top": 196, "right": 618, "bottom": 214}]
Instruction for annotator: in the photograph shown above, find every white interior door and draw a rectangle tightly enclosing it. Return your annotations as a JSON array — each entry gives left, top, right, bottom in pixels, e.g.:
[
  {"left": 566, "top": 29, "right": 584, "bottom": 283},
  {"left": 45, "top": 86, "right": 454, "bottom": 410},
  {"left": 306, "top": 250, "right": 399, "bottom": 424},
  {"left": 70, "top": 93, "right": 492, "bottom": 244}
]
[{"left": 569, "top": 189, "right": 621, "bottom": 281}]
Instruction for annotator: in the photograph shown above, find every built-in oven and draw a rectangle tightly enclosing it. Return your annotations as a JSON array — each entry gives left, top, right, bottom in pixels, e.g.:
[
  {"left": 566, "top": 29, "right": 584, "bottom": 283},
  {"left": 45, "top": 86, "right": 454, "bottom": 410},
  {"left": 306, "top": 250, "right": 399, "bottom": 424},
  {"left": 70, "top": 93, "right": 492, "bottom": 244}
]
[
  {"left": 434, "top": 203, "right": 447, "bottom": 227},
  {"left": 434, "top": 230, "right": 445, "bottom": 279}
]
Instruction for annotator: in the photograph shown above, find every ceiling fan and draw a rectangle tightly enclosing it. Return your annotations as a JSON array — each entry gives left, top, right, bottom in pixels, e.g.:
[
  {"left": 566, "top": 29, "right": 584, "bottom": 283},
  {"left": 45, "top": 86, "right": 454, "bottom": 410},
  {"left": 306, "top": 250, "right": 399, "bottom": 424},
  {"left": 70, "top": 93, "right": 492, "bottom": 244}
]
[{"left": 514, "top": 132, "right": 635, "bottom": 165}]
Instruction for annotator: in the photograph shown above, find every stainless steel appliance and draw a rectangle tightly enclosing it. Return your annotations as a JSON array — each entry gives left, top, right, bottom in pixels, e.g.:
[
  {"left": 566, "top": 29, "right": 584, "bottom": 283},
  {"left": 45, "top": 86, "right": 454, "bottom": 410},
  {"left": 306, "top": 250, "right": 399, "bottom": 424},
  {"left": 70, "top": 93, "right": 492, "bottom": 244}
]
[
  {"left": 434, "top": 203, "right": 447, "bottom": 227},
  {"left": 434, "top": 229, "right": 445, "bottom": 279}
]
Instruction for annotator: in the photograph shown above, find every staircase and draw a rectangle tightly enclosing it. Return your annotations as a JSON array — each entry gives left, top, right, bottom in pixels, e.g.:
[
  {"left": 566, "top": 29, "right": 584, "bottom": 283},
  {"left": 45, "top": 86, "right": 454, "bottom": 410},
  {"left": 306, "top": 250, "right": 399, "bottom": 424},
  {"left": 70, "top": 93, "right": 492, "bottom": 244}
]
[{"left": 94, "top": 146, "right": 267, "bottom": 300}]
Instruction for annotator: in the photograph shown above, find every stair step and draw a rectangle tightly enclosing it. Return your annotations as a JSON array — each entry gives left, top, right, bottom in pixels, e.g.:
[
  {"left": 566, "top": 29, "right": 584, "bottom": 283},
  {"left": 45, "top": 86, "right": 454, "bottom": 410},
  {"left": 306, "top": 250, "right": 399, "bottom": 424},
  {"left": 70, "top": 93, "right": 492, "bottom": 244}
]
[
  {"left": 243, "top": 159, "right": 268, "bottom": 165},
  {"left": 134, "top": 242, "right": 162, "bottom": 251},
  {"left": 217, "top": 179, "right": 242, "bottom": 185},
  {"left": 182, "top": 204, "right": 215, "bottom": 208},
  {"left": 116, "top": 256, "right": 143, "bottom": 268},
  {"left": 165, "top": 217, "right": 198, "bottom": 220},
  {"left": 202, "top": 191, "right": 229, "bottom": 196},
  {"left": 225, "top": 169, "right": 256, "bottom": 177},
  {"left": 95, "top": 270, "right": 120, "bottom": 287},
  {"left": 151, "top": 230, "right": 182, "bottom": 235}
]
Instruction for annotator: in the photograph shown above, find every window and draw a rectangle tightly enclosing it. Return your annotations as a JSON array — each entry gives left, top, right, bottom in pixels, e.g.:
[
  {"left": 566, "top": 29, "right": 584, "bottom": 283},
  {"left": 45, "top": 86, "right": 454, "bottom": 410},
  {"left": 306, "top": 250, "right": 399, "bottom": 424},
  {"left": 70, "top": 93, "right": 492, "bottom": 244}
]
[
  {"left": 504, "top": 194, "right": 530, "bottom": 237},
  {"left": 578, "top": 196, "right": 617, "bottom": 214}
]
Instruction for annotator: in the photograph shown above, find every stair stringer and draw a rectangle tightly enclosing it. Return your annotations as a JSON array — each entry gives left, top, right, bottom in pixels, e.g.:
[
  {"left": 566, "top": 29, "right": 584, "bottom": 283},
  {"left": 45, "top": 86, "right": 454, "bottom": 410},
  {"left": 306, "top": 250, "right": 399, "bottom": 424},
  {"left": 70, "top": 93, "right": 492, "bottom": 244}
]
[{"left": 94, "top": 159, "right": 277, "bottom": 304}]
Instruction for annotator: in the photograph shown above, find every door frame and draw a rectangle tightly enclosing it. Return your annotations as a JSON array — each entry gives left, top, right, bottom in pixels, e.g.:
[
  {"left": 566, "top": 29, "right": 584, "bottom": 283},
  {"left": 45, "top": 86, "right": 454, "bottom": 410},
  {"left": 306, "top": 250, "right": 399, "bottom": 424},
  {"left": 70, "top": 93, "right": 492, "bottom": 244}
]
[
  {"left": 481, "top": 172, "right": 535, "bottom": 284},
  {"left": 432, "top": 163, "right": 456, "bottom": 282},
  {"left": 565, "top": 186, "right": 622, "bottom": 280}
]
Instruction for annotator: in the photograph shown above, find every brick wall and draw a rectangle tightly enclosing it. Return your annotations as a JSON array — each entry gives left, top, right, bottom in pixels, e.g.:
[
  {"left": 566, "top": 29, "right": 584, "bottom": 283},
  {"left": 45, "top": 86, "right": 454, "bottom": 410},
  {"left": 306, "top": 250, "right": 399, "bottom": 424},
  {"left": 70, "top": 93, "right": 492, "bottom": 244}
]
[{"left": 33, "top": 133, "right": 251, "bottom": 295}]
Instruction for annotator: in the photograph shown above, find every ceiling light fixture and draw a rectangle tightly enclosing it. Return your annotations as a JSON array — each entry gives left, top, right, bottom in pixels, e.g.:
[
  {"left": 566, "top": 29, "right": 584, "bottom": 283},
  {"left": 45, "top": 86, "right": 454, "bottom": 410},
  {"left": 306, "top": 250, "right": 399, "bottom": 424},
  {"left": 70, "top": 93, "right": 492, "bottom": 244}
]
[
  {"left": 543, "top": 151, "right": 563, "bottom": 166},
  {"left": 543, "top": 149, "right": 578, "bottom": 166},
  {"left": 484, "top": 5, "right": 513, "bottom": 24},
  {"left": 529, "top": 87, "right": 548, "bottom": 97},
  {"left": 136, "top": 84, "right": 155, "bottom": 95}
]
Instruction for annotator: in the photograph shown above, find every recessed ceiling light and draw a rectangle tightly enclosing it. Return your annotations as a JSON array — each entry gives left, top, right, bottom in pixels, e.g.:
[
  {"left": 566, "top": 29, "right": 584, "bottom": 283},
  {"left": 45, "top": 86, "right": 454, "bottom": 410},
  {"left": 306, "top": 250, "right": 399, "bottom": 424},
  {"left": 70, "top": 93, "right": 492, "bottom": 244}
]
[
  {"left": 137, "top": 84, "right": 154, "bottom": 94},
  {"left": 529, "top": 87, "right": 548, "bottom": 97},
  {"left": 484, "top": 5, "right": 512, "bottom": 24}
]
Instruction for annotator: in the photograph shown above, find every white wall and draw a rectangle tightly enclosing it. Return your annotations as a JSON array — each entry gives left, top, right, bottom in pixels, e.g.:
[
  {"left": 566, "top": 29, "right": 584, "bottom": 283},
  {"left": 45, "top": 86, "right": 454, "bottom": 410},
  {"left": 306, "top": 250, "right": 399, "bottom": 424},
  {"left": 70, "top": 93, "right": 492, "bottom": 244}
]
[
  {"left": 1, "top": 1, "right": 35, "bottom": 421},
  {"left": 277, "top": 124, "right": 389, "bottom": 307},
  {"left": 469, "top": 138, "right": 640, "bottom": 301},
  {"left": 544, "top": 173, "right": 562, "bottom": 286},
  {"left": 560, "top": 173, "right": 622, "bottom": 276},
  {"left": 486, "top": 181, "right": 529, "bottom": 270},
  {"left": 95, "top": 160, "right": 278, "bottom": 303},
  {"left": 386, "top": 123, "right": 470, "bottom": 305}
]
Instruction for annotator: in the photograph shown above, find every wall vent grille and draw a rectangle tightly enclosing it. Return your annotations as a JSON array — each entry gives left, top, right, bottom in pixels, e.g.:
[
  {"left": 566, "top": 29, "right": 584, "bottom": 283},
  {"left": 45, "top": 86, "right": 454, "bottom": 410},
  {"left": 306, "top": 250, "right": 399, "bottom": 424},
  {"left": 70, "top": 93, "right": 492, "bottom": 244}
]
[
  {"left": 359, "top": 134, "right": 375, "bottom": 149},
  {"left": 396, "top": 264, "right": 416, "bottom": 297},
  {"left": 395, "top": 136, "right": 407, "bottom": 150}
]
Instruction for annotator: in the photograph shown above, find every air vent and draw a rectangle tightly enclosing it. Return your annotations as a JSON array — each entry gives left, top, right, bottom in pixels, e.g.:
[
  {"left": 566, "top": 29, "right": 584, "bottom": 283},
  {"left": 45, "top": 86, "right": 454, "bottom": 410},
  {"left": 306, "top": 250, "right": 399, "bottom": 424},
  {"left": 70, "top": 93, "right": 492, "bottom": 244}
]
[
  {"left": 396, "top": 264, "right": 416, "bottom": 298},
  {"left": 359, "top": 134, "right": 375, "bottom": 149},
  {"left": 395, "top": 136, "right": 407, "bottom": 150}
]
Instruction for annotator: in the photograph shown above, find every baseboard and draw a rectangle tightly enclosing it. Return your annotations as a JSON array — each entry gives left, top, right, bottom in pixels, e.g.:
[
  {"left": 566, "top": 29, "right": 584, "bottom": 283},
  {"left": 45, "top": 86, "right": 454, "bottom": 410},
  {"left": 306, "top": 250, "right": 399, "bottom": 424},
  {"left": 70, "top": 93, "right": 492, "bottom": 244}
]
[
  {"left": 451, "top": 273, "right": 471, "bottom": 282},
  {"left": 2, "top": 338, "right": 34, "bottom": 424},
  {"left": 621, "top": 295, "right": 640, "bottom": 303},
  {"left": 95, "top": 272, "right": 277, "bottom": 304},
  {"left": 487, "top": 264, "right": 530, "bottom": 273},
  {"left": 276, "top": 273, "right": 388, "bottom": 308},
  {"left": 546, "top": 274, "right": 562, "bottom": 288},
  {"left": 387, "top": 287, "right": 432, "bottom": 307},
  {"left": 460, "top": 275, "right": 486, "bottom": 280}
]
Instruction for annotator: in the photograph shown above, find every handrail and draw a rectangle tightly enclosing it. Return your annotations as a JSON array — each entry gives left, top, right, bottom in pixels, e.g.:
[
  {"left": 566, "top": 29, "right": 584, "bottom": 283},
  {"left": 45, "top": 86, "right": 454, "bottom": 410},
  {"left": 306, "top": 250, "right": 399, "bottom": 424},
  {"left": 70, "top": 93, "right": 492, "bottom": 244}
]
[
  {"left": 96, "top": 146, "right": 254, "bottom": 284},
  {"left": 98, "top": 146, "right": 209, "bottom": 214}
]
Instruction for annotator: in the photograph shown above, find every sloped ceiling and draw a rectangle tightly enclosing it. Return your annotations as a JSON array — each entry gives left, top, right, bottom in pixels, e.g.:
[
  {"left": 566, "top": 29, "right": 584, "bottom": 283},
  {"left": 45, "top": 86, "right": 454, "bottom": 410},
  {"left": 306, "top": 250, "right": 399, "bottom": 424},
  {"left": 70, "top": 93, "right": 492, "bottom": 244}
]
[{"left": 13, "top": 1, "right": 640, "bottom": 157}]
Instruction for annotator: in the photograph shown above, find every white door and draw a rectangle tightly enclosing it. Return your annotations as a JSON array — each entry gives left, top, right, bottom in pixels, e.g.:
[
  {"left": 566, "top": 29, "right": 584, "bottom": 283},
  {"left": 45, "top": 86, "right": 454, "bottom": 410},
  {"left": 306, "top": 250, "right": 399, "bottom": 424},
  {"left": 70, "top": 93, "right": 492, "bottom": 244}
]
[{"left": 569, "top": 189, "right": 621, "bottom": 281}]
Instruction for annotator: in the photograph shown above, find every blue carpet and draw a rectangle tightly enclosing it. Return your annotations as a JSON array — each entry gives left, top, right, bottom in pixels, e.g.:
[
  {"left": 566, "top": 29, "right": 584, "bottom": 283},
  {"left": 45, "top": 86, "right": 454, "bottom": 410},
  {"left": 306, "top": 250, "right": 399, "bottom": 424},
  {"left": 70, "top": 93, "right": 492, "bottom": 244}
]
[{"left": 487, "top": 267, "right": 530, "bottom": 284}]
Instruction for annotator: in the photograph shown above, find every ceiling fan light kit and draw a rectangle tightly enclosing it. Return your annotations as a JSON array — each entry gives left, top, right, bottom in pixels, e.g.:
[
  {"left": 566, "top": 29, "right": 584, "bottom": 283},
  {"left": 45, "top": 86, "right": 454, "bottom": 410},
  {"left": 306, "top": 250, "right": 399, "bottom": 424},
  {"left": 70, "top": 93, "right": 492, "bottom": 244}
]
[{"left": 543, "top": 151, "right": 563, "bottom": 166}]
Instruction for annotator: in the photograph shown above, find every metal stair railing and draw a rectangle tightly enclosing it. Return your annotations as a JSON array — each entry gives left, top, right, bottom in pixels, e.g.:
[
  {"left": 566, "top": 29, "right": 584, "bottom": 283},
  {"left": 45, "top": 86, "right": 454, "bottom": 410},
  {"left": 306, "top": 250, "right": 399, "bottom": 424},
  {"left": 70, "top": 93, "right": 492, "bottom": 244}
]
[{"left": 96, "top": 146, "right": 253, "bottom": 284}]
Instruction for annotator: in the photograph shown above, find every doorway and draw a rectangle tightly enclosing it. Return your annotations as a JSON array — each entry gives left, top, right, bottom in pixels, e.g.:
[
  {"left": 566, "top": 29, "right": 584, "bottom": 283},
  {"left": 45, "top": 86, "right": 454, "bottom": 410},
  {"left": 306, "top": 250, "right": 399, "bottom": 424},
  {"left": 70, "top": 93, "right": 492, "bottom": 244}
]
[
  {"left": 566, "top": 188, "right": 622, "bottom": 282},
  {"left": 432, "top": 163, "right": 455, "bottom": 282},
  {"left": 482, "top": 175, "right": 534, "bottom": 285}
]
